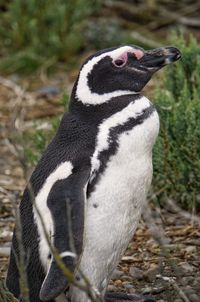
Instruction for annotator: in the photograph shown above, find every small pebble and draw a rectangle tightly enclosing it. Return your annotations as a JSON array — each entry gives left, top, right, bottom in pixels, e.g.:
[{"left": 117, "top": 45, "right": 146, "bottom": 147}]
[
  {"left": 121, "top": 275, "right": 133, "bottom": 281},
  {"left": 107, "top": 285, "right": 117, "bottom": 292},
  {"left": 185, "top": 276, "right": 196, "bottom": 285},
  {"left": 123, "top": 283, "right": 133, "bottom": 289},
  {"left": 128, "top": 288, "right": 137, "bottom": 294},
  {"left": 142, "top": 287, "right": 152, "bottom": 294},
  {"left": 0, "top": 246, "right": 10, "bottom": 256},
  {"left": 185, "top": 246, "right": 196, "bottom": 253},
  {"left": 193, "top": 277, "right": 200, "bottom": 286},
  {"left": 129, "top": 267, "right": 143, "bottom": 280},
  {"left": 111, "top": 269, "right": 124, "bottom": 280},
  {"left": 0, "top": 230, "right": 12, "bottom": 239},
  {"left": 179, "top": 262, "right": 194, "bottom": 273},
  {"left": 188, "top": 294, "right": 199, "bottom": 302},
  {"left": 36, "top": 86, "right": 59, "bottom": 96},
  {"left": 181, "top": 277, "right": 188, "bottom": 285},
  {"left": 185, "top": 285, "right": 196, "bottom": 295},
  {"left": 144, "top": 266, "right": 159, "bottom": 282},
  {"left": 114, "top": 279, "right": 122, "bottom": 286}
]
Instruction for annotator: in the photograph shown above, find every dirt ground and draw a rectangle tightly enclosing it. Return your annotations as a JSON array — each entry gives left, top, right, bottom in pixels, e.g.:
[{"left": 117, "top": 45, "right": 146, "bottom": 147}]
[{"left": 0, "top": 77, "right": 199, "bottom": 302}]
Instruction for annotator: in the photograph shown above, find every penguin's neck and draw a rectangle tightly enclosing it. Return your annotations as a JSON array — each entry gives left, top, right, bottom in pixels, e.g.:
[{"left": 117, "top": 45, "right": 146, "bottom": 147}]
[{"left": 69, "top": 87, "right": 142, "bottom": 125}]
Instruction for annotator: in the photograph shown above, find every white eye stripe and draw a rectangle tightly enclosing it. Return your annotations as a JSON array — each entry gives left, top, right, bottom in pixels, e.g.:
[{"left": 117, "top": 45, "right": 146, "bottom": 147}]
[
  {"left": 76, "top": 46, "right": 136, "bottom": 105},
  {"left": 59, "top": 251, "right": 77, "bottom": 258}
]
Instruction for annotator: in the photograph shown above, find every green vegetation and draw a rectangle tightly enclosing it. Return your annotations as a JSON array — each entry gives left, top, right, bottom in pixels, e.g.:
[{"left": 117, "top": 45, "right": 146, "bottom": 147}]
[
  {"left": 152, "top": 34, "right": 200, "bottom": 210},
  {"left": 0, "top": 0, "right": 101, "bottom": 74}
]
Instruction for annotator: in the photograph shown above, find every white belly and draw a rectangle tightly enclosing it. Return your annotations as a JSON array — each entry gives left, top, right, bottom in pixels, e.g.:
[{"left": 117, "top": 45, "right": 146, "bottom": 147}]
[{"left": 69, "top": 110, "right": 159, "bottom": 302}]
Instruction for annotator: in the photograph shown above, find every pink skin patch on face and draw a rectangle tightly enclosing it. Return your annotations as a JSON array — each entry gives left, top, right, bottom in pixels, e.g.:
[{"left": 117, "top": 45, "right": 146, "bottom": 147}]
[
  {"left": 116, "top": 52, "right": 128, "bottom": 63},
  {"left": 132, "top": 49, "right": 144, "bottom": 60},
  {"left": 113, "top": 49, "right": 144, "bottom": 67},
  {"left": 115, "top": 49, "right": 144, "bottom": 64}
]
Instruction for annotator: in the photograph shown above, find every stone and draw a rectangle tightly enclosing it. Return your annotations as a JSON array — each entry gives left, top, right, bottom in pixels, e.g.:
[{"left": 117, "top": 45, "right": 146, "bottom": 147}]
[
  {"left": 36, "top": 86, "right": 59, "bottom": 96},
  {"left": 185, "top": 285, "right": 195, "bottom": 295},
  {"left": 193, "top": 277, "right": 200, "bottom": 286},
  {"left": 142, "top": 287, "right": 152, "bottom": 294},
  {"left": 179, "top": 262, "right": 194, "bottom": 273},
  {"left": 144, "top": 265, "right": 159, "bottom": 282},
  {"left": 123, "top": 283, "right": 134, "bottom": 289},
  {"left": 107, "top": 285, "right": 117, "bottom": 292},
  {"left": 111, "top": 269, "right": 124, "bottom": 280},
  {"left": 188, "top": 294, "right": 199, "bottom": 302},
  {"left": 0, "top": 246, "right": 10, "bottom": 256},
  {"left": 185, "top": 276, "right": 196, "bottom": 285},
  {"left": 114, "top": 279, "right": 122, "bottom": 286},
  {"left": 129, "top": 267, "right": 144, "bottom": 280},
  {"left": 121, "top": 275, "right": 133, "bottom": 281},
  {"left": 185, "top": 246, "right": 196, "bottom": 253}
]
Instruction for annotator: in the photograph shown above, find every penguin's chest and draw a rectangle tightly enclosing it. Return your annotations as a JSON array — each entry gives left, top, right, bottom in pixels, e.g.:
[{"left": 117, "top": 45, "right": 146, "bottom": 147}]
[{"left": 80, "top": 111, "right": 159, "bottom": 281}]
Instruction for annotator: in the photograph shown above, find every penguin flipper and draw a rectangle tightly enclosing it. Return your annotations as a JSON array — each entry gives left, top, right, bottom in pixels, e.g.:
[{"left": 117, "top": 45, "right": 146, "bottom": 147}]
[{"left": 39, "top": 167, "right": 90, "bottom": 301}]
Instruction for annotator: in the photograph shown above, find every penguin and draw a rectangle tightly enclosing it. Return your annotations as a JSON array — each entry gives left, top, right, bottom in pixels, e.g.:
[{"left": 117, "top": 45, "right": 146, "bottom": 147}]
[{"left": 6, "top": 45, "right": 181, "bottom": 302}]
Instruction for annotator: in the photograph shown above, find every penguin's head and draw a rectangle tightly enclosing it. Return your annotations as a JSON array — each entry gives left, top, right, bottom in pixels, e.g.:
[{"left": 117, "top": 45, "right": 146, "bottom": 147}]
[{"left": 75, "top": 45, "right": 181, "bottom": 105}]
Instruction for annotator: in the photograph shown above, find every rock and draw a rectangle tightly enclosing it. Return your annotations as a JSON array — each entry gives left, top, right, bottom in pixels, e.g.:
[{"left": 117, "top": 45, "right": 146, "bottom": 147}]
[
  {"left": 122, "top": 282, "right": 133, "bottom": 289},
  {"left": 188, "top": 294, "right": 200, "bottom": 302},
  {"left": 114, "top": 279, "right": 122, "bottom": 286},
  {"left": 179, "top": 262, "right": 194, "bottom": 273},
  {"left": 0, "top": 246, "right": 10, "bottom": 256},
  {"left": 111, "top": 269, "right": 124, "bottom": 280},
  {"left": 181, "top": 276, "right": 194, "bottom": 285},
  {"left": 185, "top": 285, "right": 195, "bottom": 295},
  {"left": 174, "top": 299, "right": 183, "bottom": 302},
  {"left": 185, "top": 245, "right": 196, "bottom": 253},
  {"left": 121, "top": 275, "right": 133, "bottom": 281},
  {"left": 185, "top": 276, "right": 196, "bottom": 285},
  {"left": 35, "top": 86, "right": 59, "bottom": 97},
  {"left": 193, "top": 277, "right": 200, "bottom": 286},
  {"left": 0, "top": 230, "right": 12, "bottom": 239},
  {"left": 181, "top": 276, "right": 191, "bottom": 285},
  {"left": 128, "top": 288, "right": 137, "bottom": 294},
  {"left": 142, "top": 287, "right": 152, "bottom": 295},
  {"left": 107, "top": 285, "right": 117, "bottom": 292},
  {"left": 129, "top": 267, "right": 143, "bottom": 280},
  {"left": 144, "top": 265, "right": 159, "bottom": 282}
]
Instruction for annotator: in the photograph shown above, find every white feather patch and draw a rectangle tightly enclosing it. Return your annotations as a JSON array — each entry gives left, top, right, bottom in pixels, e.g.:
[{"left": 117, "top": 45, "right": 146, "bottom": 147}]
[
  {"left": 33, "top": 161, "right": 73, "bottom": 271},
  {"left": 90, "top": 96, "right": 151, "bottom": 178},
  {"left": 76, "top": 46, "right": 137, "bottom": 105}
]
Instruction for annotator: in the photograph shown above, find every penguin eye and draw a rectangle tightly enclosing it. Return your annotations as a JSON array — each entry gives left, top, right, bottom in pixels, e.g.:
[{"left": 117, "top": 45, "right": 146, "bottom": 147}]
[{"left": 113, "top": 59, "right": 126, "bottom": 68}]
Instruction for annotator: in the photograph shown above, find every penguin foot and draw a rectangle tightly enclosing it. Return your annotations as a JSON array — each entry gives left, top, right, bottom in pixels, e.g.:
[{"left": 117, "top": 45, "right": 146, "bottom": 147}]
[{"left": 105, "top": 292, "right": 155, "bottom": 302}]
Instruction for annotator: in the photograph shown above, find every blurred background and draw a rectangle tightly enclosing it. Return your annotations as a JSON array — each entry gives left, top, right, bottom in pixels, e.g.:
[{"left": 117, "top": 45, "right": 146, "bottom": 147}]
[
  {"left": 0, "top": 1, "right": 200, "bottom": 301},
  {"left": 0, "top": 0, "right": 199, "bottom": 74}
]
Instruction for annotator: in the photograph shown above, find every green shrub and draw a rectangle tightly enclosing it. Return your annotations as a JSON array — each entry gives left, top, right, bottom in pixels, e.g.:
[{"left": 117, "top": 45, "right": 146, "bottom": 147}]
[
  {"left": 152, "top": 34, "right": 200, "bottom": 210},
  {"left": 0, "top": 0, "right": 101, "bottom": 73}
]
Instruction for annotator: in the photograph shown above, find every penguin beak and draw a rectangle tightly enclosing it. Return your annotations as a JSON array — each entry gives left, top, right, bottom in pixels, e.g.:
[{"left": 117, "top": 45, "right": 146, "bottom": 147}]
[{"left": 139, "top": 46, "right": 181, "bottom": 70}]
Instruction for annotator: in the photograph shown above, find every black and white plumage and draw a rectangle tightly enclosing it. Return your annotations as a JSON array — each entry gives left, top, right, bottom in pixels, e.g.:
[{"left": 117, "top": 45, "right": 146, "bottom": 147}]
[{"left": 6, "top": 45, "right": 181, "bottom": 302}]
